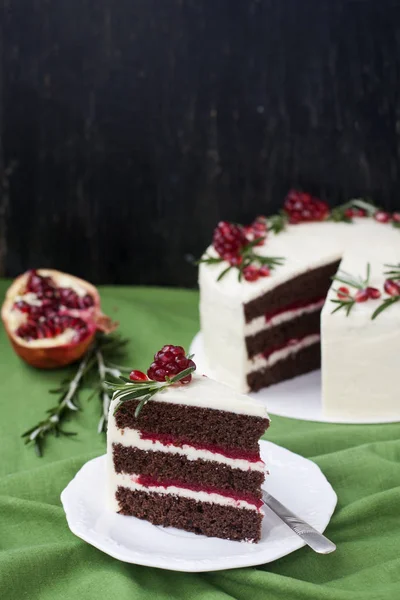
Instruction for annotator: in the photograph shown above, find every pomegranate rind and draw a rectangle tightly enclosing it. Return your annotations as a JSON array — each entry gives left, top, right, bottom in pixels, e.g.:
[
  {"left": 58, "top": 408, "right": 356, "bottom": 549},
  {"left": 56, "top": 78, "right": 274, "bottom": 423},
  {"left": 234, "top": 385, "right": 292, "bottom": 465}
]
[{"left": 1, "top": 269, "right": 118, "bottom": 369}]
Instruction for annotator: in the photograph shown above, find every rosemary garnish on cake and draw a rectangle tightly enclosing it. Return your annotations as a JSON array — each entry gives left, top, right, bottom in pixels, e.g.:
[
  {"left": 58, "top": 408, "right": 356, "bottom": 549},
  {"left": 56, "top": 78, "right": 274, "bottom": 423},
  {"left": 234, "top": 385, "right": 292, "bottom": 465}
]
[
  {"left": 106, "top": 345, "right": 196, "bottom": 418},
  {"left": 198, "top": 221, "right": 284, "bottom": 282},
  {"left": 371, "top": 264, "right": 400, "bottom": 319},
  {"left": 330, "top": 263, "right": 381, "bottom": 316}
]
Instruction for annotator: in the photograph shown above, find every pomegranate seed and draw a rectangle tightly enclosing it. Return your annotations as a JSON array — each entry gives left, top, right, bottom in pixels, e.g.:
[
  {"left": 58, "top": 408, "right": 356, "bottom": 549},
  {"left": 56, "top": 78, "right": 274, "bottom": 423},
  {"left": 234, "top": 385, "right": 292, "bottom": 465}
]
[
  {"left": 243, "top": 266, "right": 259, "bottom": 282},
  {"left": 354, "top": 208, "right": 367, "bottom": 217},
  {"left": 374, "top": 211, "right": 391, "bottom": 223},
  {"left": 14, "top": 300, "right": 31, "bottom": 313},
  {"left": 157, "top": 351, "right": 174, "bottom": 364},
  {"left": 180, "top": 375, "right": 193, "bottom": 384},
  {"left": 176, "top": 356, "right": 190, "bottom": 368},
  {"left": 165, "top": 363, "right": 180, "bottom": 375},
  {"left": 129, "top": 370, "right": 148, "bottom": 382},
  {"left": 171, "top": 346, "right": 185, "bottom": 356},
  {"left": 384, "top": 279, "right": 400, "bottom": 297},
  {"left": 392, "top": 213, "right": 400, "bottom": 223},
  {"left": 226, "top": 254, "right": 243, "bottom": 266},
  {"left": 354, "top": 289, "right": 369, "bottom": 303},
  {"left": 82, "top": 294, "right": 94, "bottom": 307},
  {"left": 366, "top": 287, "right": 381, "bottom": 299},
  {"left": 337, "top": 286, "right": 350, "bottom": 299},
  {"left": 154, "top": 368, "right": 167, "bottom": 381},
  {"left": 344, "top": 208, "right": 354, "bottom": 218},
  {"left": 258, "top": 266, "right": 270, "bottom": 277}
]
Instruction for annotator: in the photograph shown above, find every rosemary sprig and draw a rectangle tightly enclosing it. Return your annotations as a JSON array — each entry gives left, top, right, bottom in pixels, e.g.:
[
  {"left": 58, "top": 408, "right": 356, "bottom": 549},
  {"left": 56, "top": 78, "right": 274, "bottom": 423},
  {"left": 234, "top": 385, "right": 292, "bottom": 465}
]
[
  {"left": 330, "top": 264, "right": 371, "bottom": 316},
  {"left": 384, "top": 263, "right": 400, "bottom": 280},
  {"left": 22, "top": 332, "right": 129, "bottom": 456},
  {"left": 332, "top": 263, "right": 371, "bottom": 290},
  {"left": 106, "top": 365, "right": 196, "bottom": 418},
  {"left": 267, "top": 212, "right": 288, "bottom": 234},
  {"left": 330, "top": 296, "right": 356, "bottom": 316},
  {"left": 371, "top": 295, "right": 400, "bottom": 320}
]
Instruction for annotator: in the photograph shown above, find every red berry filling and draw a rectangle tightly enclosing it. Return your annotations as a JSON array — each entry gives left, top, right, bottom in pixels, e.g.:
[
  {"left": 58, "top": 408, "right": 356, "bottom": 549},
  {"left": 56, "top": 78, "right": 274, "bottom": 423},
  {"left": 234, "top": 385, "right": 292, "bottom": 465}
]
[
  {"left": 283, "top": 190, "right": 329, "bottom": 224},
  {"left": 147, "top": 345, "right": 196, "bottom": 384}
]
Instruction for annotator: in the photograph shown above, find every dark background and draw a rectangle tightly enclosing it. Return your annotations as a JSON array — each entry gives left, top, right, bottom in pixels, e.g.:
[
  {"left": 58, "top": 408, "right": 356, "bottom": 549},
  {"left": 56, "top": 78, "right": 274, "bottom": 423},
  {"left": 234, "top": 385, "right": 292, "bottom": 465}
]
[{"left": 1, "top": 0, "right": 400, "bottom": 287}]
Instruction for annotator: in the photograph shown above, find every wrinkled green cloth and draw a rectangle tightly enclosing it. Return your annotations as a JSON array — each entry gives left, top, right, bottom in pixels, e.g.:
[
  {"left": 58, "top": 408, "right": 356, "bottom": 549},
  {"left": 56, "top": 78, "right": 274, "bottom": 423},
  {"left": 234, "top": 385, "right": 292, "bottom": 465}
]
[{"left": 0, "top": 281, "right": 399, "bottom": 600}]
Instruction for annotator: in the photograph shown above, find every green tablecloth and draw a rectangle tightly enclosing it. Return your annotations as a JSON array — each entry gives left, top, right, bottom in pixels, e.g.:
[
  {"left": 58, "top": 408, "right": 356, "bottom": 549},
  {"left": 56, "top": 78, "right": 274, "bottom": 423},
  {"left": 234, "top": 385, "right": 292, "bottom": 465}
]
[{"left": 1, "top": 281, "right": 399, "bottom": 600}]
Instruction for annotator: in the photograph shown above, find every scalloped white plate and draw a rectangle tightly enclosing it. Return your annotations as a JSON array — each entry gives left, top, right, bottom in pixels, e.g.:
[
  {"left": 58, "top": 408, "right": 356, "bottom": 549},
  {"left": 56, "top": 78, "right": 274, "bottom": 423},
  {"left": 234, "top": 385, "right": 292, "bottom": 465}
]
[
  {"left": 61, "top": 442, "right": 337, "bottom": 572},
  {"left": 190, "top": 332, "right": 400, "bottom": 424}
]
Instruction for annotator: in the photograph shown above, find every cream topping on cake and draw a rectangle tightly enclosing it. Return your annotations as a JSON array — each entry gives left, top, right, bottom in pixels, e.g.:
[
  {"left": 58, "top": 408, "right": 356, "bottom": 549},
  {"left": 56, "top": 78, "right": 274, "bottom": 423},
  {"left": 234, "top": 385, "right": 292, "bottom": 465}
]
[
  {"left": 111, "top": 373, "right": 269, "bottom": 418},
  {"left": 322, "top": 247, "right": 400, "bottom": 420},
  {"left": 199, "top": 218, "right": 400, "bottom": 394}
]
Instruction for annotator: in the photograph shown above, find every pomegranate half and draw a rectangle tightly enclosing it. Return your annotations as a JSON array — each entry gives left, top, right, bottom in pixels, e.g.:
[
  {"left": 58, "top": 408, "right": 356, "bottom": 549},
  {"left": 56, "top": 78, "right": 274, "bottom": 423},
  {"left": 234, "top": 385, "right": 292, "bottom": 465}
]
[{"left": 1, "top": 269, "right": 117, "bottom": 369}]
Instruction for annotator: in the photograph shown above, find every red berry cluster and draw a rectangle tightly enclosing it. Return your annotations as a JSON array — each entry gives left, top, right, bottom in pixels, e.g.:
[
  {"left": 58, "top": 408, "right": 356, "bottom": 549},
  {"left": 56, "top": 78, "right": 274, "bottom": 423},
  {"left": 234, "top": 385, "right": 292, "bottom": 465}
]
[
  {"left": 129, "top": 345, "right": 196, "bottom": 385},
  {"left": 16, "top": 315, "right": 88, "bottom": 342},
  {"left": 242, "top": 265, "right": 270, "bottom": 282},
  {"left": 243, "top": 217, "right": 268, "bottom": 246},
  {"left": 16, "top": 270, "right": 94, "bottom": 318},
  {"left": 213, "top": 221, "right": 247, "bottom": 265},
  {"left": 283, "top": 190, "right": 329, "bottom": 224},
  {"left": 337, "top": 285, "right": 381, "bottom": 303}
]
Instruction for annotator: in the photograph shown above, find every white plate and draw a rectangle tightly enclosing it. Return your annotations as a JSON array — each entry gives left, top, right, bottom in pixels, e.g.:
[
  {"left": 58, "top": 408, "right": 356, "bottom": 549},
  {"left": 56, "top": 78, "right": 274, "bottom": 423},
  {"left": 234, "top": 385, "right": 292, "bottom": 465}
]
[
  {"left": 190, "top": 332, "right": 400, "bottom": 424},
  {"left": 61, "top": 441, "right": 337, "bottom": 572}
]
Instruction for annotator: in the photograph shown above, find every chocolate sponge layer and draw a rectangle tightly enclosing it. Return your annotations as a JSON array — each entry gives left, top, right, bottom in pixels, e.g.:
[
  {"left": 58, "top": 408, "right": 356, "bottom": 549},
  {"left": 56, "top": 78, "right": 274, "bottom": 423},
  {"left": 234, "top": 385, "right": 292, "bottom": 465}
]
[
  {"left": 115, "top": 401, "right": 269, "bottom": 454},
  {"left": 116, "top": 486, "right": 263, "bottom": 542},
  {"left": 247, "top": 341, "right": 320, "bottom": 392},
  {"left": 113, "top": 443, "right": 264, "bottom": 498},
  {"left": 246, "top": 311, "right": 321, "bottom": 358},
  {"left": 244, "top": 260, "right": 339, "bottom": 322}
]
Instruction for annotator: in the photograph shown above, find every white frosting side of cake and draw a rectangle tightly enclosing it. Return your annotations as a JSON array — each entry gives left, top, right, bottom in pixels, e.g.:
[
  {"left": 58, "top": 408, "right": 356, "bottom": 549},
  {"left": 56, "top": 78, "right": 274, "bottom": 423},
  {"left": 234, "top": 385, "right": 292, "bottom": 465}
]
[
  {"left": 199, "top": 219, "right": 400, "bottom": 393},
  {"left": 110, "top": 427, "right": 265, "bottom": 472},
  {"left": 321, "top": 247, "right": 400, "bottom": 420},
  {"left": 108, "top": 473, "right": 262, "bottom": 513}
]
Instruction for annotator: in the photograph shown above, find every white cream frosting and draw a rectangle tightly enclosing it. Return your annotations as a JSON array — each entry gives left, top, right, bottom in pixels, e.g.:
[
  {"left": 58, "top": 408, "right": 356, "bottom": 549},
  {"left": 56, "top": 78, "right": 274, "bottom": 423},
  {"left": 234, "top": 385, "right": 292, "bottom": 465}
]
[
  {"left": 321, "top": 246, "right": 400, "bottom": 420},
  {"left": 111, "top": 373, "right": 268, "bottom": 418},
  {"left": 199, "top": 219, "right": 400, "bottom": 393},
  {"left": 109, "top": 427, "right": 265, "bottom": 472},
  {"left": 108, "top": 472, "right": 262, "bottom": 513},
  {"left": 247, "top": 334, "right": 321, "bottom": 374}
]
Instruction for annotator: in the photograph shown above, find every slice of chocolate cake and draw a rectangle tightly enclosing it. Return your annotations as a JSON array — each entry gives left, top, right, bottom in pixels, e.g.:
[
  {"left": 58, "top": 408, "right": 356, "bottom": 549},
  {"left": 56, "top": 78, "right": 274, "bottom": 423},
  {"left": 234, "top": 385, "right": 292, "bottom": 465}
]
[{"left": 107, "top": 345, "right": 270, "bottom": 543}]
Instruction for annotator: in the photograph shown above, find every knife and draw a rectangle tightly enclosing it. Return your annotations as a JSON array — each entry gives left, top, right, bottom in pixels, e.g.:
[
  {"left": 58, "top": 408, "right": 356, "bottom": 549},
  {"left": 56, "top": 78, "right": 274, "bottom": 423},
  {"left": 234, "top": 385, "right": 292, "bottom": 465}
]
[{"left": 262, "top": 490, "right": 336, "bottom": 554}]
